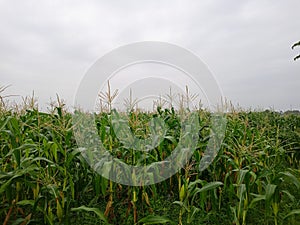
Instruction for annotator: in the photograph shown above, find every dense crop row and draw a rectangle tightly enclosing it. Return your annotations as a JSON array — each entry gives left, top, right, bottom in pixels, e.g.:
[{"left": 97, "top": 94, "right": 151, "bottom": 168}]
[{"left": 0, "top": 102, "right": 299, "bottom": 224}]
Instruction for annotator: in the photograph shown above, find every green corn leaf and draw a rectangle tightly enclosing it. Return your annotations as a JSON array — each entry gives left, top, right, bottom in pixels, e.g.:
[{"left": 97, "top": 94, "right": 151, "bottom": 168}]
[
  {"left": 279, "top": 171, "right": 300, "bottom": 189},
  {"left": 0, "top": 165, "right": 38, "bottom": 194},
  {"left": 138, "top": 215, "right": 175, "bottom": 224},
  {"left": 71, "top": 205, "right": 108, "bottom": 224},
  {"left": 0, "top": 116, "right": 10, "bottom": 131},
  {"left": 265, "top": 184, "right": 277, "bottom": 203},
  {"left": 283, "top": 209, "right": 300, "bottom": 220},
  {"left": 173, "top": 201, "right": 189, "bottom": 212},
  {"left": 188, "top": 206, "right": 200, "bottom": 223},
  {"left": 0, "top": 174, "right": 22, "bottom": 194},
  {"left": 191, "top": 181, "right": 223, "bottom": 205},
  {"left": 282, "top": 190, "right": 295, "bottom": 202},
  {"left": 200, "top": 181, "right": 223, "bottom": 192},
  {"left": 16, "top": 199, "right": 35, "bottom": 206},
  {"left": 249, "top": 194, "right": 266, "bottom": 208}
]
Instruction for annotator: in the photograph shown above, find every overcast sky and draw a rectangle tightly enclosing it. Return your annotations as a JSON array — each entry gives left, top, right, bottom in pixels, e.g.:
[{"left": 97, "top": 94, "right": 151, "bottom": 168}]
[{"left": 1, "top": 0, "right": 299, "bottom": 111}]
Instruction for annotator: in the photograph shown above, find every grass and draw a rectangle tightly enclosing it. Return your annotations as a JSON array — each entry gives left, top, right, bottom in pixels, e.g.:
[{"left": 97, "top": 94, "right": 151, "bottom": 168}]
[{"left": 0, "top": 91, "right": 299, "bottom": 224}]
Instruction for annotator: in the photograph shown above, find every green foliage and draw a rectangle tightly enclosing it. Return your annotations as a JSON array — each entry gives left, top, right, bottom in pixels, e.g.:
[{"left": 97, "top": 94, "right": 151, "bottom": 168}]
[
  {"left": 0, "top": 104, "right": 299, "bottom": 224},
  {"left": 71, "top": 206, "right": 109, "bottom": 224},
  {"left": 138, "top": 215, "right": 175, "bottom": 224}
]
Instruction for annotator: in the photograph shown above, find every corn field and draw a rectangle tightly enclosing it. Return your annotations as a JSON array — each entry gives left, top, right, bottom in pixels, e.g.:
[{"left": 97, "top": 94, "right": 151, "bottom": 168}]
[{"left": 0, "top": 96, "right": 300, "bottom": 224}]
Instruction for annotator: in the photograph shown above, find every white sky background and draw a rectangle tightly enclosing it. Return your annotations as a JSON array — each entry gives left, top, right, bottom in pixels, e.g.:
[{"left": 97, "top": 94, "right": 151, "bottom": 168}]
[{"left": 0, "top": 0, "right": 299, "bottom": 111}]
